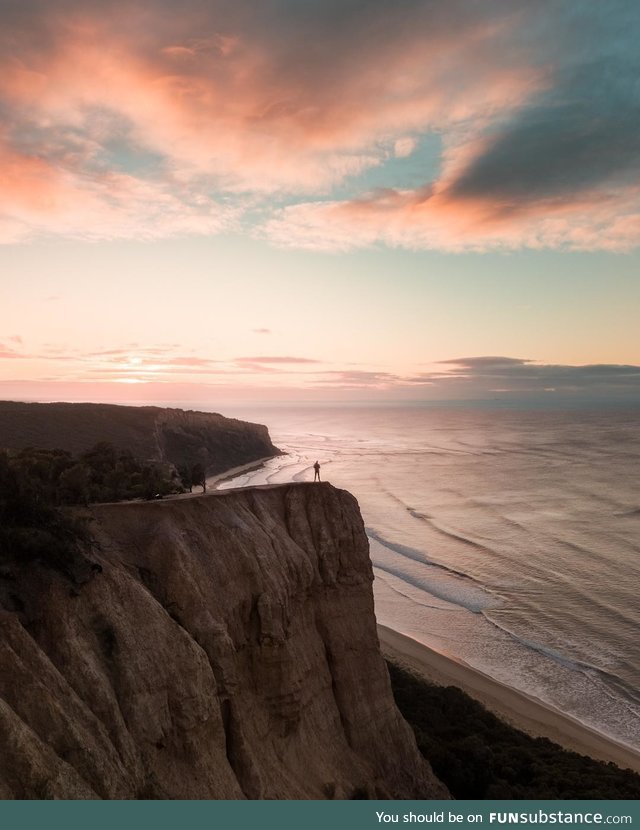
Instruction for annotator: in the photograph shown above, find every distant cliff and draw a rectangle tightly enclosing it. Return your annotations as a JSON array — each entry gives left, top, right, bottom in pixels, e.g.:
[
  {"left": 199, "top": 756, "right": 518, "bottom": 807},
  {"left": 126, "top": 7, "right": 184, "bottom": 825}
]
[
  {"left": 0, "top": 401, "right": 279, "bottom": 474},
  {"left": 0, "top": 483, "right": 447, "bottom": 799}
]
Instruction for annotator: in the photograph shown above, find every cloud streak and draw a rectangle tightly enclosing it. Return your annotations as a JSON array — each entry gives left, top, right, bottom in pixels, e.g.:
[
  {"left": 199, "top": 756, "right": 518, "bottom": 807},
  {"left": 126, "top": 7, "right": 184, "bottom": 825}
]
[
  {"left": 0, "top": 340, "right": 332, "bottom": 388},
  {"left": 0, "top": 345, "right": 27, "bottom": 360},
  {"left": 234, "top": 356, "right": 321, "bottom": 365},
  {"left": 403, "top": 356, "right": 640, "bottom": 400}
]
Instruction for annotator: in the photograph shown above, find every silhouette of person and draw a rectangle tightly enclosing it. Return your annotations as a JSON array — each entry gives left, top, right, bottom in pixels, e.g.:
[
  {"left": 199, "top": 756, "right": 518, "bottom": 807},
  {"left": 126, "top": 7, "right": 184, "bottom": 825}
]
[{"left": 313, "top": 460, "right": 321, "bottom": 482}]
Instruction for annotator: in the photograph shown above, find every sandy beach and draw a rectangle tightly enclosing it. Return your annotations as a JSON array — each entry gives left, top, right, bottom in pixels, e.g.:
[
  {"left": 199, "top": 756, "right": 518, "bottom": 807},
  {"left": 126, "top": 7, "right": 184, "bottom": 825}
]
[
  {"left": 379, "top": 624, "right": 640, "bottom": 774},
  {"left": 207, "top": 456, "right": 278, "bottom": 489}
]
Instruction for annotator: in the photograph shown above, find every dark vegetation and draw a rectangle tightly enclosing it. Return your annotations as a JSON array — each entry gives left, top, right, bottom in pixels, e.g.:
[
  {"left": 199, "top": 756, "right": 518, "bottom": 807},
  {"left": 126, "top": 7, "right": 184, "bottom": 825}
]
[
  {"left": 0, "top": 449, "right": 94, "bottom": 575},
  {"left": 1, "top": 443, "right": 184, "bottom": 505},
  {"left": 387, "top": 661, "right": 640, "bottom": 799},
  {"left": 0, "top": 443, "right": 196, "bottom": 573},
  {"left": 178, "top": 462, "right": 207, "bottom": 494}
]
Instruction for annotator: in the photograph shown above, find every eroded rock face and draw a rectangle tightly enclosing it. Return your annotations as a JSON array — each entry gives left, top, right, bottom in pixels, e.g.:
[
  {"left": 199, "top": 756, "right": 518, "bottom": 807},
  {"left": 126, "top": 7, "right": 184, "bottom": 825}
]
[{"left": 0, "top": 483, "right": 447, "bottom": 799}]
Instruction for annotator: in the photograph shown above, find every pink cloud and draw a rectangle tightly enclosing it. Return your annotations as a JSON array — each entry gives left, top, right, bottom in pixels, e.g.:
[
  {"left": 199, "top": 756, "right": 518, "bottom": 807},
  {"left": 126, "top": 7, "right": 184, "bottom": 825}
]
[
  {"left": 0, "top": 141, "right": 237, "bottom": 242},
  {"left": 235, "top": 356, "right": 321, "bottom": 365},
  {"left": 0, "top": 346, "right": 26, "bottom": 360},
  {"left": 262, "top": 183, "right": 640, "bottom": 254},
  {"left": 0, "top": 2, "right": 548, "bottom": 242}
]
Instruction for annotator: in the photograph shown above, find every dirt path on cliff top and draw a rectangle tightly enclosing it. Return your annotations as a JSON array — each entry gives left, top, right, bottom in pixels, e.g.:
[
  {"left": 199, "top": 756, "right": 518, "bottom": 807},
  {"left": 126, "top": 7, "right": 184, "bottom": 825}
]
[
  {"left": 162, "top": 479, "right": 321, "bottom": 504},
  {"left": 98, "top": 476, "right": 320, "bottom": 508}
]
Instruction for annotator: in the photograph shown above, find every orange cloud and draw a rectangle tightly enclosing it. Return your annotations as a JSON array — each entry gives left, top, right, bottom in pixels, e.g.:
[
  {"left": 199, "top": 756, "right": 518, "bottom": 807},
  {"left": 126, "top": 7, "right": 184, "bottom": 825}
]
[
  {"left": 263, "top": 182, "right": 640, "bottom": 253},
  {"left": 1, "top": 2, "right": 638, "bottom": 251},
  {"left": 1, "top": 143, "right": 238, "bottom": 242},
  {"left": 0, "top": 1, "right": 547, "bottom": 242}
]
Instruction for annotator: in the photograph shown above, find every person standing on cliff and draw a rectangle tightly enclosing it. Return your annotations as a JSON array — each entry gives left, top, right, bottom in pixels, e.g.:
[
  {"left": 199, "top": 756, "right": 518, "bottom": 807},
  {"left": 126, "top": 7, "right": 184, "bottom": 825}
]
[{"left": 313, "top": 461, "right": 321, "bottom": 482}]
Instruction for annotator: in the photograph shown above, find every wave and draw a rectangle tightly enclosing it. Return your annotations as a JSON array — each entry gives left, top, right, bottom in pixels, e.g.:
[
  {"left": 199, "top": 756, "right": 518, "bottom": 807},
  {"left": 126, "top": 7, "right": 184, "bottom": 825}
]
[
  {"left": 370, "top": 523, "right": 640, "bottom": 724},
  {"left": 373, "top": 570, "right": 464, "bottom": 614},
  {"left": 483, "top": 613, "right": 640, "bottom": 720},
  {"left": 377, "top": 484, "right": 493, "bottom": 552},
  {"left": 419, "top": 516, "right": 492, "bottom": 553},
  {"left": 367, "top": 530, "right": 498, "bottom": 613},
  {"left": 367, "top": 527, "right": 467, "bottom": 579},
  {"left": 616, "top": 507, "right": 640, "bottom": 517}
]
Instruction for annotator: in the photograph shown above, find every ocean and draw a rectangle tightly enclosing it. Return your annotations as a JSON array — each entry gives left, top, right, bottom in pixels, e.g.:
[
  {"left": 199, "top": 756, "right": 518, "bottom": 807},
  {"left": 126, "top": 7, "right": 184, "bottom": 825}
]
[{"left": 214, "top": 405, "right": 640, "bottom": 752}]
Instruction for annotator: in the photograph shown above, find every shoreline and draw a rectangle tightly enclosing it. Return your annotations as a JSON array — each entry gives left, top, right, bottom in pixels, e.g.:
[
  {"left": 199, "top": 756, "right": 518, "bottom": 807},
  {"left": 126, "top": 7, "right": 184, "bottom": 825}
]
[
  {"left": 206, "top": 455, "right": 279, "bottom": 489},
  {"left": 378, "top": 623, "right": 640, "bottom": 774}
]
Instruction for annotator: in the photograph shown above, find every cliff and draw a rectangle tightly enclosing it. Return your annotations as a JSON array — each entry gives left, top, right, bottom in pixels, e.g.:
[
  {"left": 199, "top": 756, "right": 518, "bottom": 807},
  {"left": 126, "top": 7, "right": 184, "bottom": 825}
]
[
  {"left": 0, "top": 401, "right": 279, "bottom": 474},
  {"left": 0, "top": 483, "right": 447, "bottom": 799}
]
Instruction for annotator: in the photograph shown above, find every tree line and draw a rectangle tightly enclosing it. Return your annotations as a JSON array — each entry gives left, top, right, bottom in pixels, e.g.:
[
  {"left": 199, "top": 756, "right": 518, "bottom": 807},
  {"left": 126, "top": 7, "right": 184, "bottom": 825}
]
[
  {"left": 387, "top": 661, "right": 640, "bottom": 799},
  {"left": 0, "top": 442, "right": 208, "bottom": 570},
  {"left": 0, "top": 442, "right": 207, "bottom": 506}
]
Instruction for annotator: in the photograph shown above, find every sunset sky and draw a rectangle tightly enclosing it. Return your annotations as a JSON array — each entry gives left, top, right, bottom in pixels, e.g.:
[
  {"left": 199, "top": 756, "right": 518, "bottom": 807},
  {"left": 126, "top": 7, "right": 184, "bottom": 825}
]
[{"left": 2, "top": 0, "right": 639, "bottom": 406}]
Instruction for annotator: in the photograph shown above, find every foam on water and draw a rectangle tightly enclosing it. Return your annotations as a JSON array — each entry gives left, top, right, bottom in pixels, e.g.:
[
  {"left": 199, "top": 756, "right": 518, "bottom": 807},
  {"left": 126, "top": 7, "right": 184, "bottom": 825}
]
[{"left": 368, "top": 532, "right": 497, "bottom": 613}]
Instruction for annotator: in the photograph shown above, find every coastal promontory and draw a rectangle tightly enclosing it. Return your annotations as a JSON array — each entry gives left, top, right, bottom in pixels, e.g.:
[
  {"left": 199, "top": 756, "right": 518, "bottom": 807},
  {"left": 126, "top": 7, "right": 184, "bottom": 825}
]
[
  {"left": 0, "top": 482, "right": 447, "bottom": 799},
  {"left": 0, "top": 401, "right": 278, "bottom": 475}
]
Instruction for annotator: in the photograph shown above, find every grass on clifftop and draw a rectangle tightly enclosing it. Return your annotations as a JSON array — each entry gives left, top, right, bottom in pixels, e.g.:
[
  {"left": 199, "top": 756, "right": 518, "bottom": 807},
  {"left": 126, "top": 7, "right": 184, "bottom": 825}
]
[{"left": 387, "top": 660, "right": 640, "bottom": 800}]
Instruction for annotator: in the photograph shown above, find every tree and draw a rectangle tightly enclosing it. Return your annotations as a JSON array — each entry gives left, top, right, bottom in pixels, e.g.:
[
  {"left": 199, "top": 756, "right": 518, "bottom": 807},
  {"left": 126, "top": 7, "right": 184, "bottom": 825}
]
[
  {"left": 140, "top": 466, "right": 164, "bottom": 500},
  {"left": 59, "top": 463, "right": 91, "bottom": 505},
  {"left": 0, "top": 450, "right": 93, "bottom": 573},
  {"left": 178, "top": 464, "right": 193, "bottom": 493},
  {"left": 81, "top": 441, "right": 118, "bottom": 474},
  {"left": 191, "top": 463, "right": 206, "bottom": 493}
]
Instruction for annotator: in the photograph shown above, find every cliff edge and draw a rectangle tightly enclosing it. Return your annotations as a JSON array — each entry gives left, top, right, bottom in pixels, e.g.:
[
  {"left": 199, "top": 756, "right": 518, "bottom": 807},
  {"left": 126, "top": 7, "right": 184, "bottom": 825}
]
[{"left": 0, "top": 483, "right": 447, "bottom": 799}]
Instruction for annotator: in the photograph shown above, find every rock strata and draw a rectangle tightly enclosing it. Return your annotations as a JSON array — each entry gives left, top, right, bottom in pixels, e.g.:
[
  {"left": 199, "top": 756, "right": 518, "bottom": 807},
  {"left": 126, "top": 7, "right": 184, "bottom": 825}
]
[{"left": 0, "top": 483, "right": 447, "bottom": 799}]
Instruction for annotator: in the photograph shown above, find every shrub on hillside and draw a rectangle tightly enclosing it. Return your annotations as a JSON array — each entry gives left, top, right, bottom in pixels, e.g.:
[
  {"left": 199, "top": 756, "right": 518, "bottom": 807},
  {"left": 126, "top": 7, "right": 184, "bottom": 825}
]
[
  {"left": 387, "top": 660, "right": 640, "bottom": 799},
  {"left": 0, "top": 441, "right": 182, "bottom": 574}
]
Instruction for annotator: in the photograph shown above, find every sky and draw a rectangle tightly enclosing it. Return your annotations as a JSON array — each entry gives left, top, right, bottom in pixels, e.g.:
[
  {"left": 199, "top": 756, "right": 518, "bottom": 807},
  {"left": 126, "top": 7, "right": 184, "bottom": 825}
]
[{"left": 1, "top": 0, "right": 639, "bottom": 407}]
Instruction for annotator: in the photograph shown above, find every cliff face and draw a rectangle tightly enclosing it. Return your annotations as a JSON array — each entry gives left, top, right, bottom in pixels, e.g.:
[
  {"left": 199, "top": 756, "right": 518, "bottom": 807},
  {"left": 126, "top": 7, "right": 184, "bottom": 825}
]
[
  {"left": 0, "top": 401, "right": 279, "bottom": 474},
  {"left": 0, "top": 483, "right": 447, "bottom": 799}
]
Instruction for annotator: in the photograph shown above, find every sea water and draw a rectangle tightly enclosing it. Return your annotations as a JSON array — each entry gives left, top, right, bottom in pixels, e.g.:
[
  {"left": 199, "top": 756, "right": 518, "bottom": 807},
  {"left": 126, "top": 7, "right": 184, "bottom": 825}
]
[{"left": 213, "top": 405, "right": 640, "bottom": 751}]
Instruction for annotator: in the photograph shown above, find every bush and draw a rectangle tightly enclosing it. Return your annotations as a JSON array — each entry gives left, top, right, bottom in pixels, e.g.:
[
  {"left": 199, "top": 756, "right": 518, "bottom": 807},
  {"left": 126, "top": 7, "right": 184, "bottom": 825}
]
[
  {"left": 387, "top": 660, "right": 640, "bottom": 799},
  {"left": 0, "top": 449, "right": 94, "bottom": 573}
]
